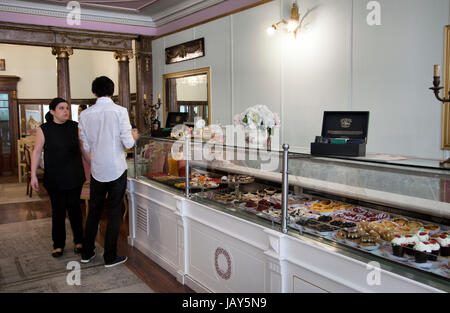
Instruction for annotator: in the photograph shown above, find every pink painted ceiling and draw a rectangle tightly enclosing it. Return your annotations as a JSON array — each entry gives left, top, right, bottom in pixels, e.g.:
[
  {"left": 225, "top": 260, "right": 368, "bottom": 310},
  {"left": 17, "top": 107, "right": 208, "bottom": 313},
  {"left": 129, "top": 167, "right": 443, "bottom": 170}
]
[{"left": 45, "top": 0, "right": 160, "bottom": 12}]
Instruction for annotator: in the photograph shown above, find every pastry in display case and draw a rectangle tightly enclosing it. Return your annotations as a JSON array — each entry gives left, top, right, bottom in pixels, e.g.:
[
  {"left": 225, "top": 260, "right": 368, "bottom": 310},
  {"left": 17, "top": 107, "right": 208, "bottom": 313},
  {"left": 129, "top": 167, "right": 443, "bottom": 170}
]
[{"left": 133, "top": 135, "right": 450, "bottom": 285}]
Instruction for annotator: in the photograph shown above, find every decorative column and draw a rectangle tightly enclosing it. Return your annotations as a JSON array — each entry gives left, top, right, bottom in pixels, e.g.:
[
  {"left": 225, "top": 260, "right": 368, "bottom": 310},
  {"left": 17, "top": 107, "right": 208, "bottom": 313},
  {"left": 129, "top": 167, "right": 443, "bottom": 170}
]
[
  {"left": 114, "top": 50, "right": 134, "bottom": 113},
  {"left": 51, "top": 46, "right": 73, "bottom": 113},
  {"left": 135, "top": 36, "right": 153, "bottom": 132}
]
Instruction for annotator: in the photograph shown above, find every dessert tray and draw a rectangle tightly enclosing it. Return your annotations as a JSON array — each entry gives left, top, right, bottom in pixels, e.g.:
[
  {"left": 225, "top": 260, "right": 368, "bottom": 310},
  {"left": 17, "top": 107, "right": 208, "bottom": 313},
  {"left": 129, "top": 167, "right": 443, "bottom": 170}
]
[
  {"left": 145, "top": 172, "right": 224, "bottom": 190},
  {"left": 372, "top": 243, "right": 450, "bottom": 278},
  {"left": 191, "top": 184, "right": 450, "bottom": 280}
]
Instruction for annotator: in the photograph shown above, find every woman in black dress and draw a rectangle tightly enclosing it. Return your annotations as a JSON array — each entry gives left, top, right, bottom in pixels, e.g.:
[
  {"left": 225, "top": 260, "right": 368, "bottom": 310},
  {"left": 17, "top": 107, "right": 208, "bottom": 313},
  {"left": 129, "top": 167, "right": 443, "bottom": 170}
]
[{"left": 31, "top": 98, "right": 87, "bottom": 257}]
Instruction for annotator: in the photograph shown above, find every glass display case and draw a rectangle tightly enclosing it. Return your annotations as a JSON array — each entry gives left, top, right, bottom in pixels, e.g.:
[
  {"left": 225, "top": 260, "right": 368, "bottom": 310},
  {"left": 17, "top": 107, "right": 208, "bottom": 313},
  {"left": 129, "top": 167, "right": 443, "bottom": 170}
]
[{"left": 133, "top": 134, "right": 450, "bottom": 291}]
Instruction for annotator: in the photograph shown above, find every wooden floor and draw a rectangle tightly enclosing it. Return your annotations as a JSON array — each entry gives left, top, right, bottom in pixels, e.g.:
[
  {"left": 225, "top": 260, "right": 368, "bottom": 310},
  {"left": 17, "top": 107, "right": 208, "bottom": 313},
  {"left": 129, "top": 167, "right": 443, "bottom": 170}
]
[{"left": 0, "top": 174, "right": 194, "bottom": 293}]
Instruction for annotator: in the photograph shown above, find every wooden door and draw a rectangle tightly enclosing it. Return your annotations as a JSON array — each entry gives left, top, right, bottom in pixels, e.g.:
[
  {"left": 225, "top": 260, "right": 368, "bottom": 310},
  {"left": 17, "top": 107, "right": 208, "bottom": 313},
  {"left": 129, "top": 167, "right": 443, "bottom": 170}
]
[
  {"left": 0, "top": 76, "right": 20, "bottom": 176},
  {"left": 0, "top": 92, "right": 12, "bottom": 174}
]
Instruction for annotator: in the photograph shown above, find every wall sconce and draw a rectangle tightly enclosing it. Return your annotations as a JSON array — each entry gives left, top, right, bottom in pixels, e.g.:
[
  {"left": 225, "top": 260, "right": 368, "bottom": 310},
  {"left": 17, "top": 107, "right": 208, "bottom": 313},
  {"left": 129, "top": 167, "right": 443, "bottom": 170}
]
[
  {"left": 429, "top": 64, "right": 450, "bottom": 167},
  {"left": 267, "top": 2, "right": 300, "bottom": 39},
  {"left": 430, "top": 65, "right": 449, "bottom": 102},
  {"left": 143, "top": 93, "right": 161, "bottom": 129}
]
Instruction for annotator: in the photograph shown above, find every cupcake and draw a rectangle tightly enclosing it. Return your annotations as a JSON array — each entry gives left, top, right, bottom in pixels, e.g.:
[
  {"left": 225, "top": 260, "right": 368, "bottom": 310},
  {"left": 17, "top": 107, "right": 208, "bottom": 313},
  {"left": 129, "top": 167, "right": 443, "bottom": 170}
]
[
  {"left": 436, "top": 234, "right": 450, "bottom": 257},
  {"left": 413, "top": 241, "right": 432, "bottom": 263},
  {"left": 404, "top": 234, "right": 417, "bottom": 256},
  {"left": 428, "top": 240, "right": 440, "bottom": 261},
  {"left": 415, "top": 231, "right": 429, "bottom": 242},
  {"left": 391, "top": 235, "right": 408, "bottom": 257}
]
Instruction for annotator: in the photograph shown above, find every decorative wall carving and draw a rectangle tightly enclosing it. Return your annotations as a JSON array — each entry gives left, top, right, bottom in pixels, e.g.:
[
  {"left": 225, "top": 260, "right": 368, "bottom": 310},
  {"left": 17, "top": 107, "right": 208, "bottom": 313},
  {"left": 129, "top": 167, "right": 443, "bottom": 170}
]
[
  {"left": 165, "top": 38, "right": 205, "bottom": 64},
  {"left": 0, "top": 22, "right": 136, "bottom": 51}
]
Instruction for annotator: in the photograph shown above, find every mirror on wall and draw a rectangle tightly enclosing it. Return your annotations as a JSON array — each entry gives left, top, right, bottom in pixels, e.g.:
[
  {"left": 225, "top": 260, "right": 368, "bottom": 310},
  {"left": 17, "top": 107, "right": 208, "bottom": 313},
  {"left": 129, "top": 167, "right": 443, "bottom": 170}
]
[{"left": 162, "top": 67, "right": 211, "bottom": 127}]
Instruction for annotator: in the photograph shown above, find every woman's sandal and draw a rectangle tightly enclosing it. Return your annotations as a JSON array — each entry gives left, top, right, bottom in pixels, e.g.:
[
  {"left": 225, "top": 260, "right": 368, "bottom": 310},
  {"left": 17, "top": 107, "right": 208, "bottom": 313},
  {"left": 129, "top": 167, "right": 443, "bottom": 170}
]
[{"left": 52, "top": 248, "right": 64, "bottom": 258}]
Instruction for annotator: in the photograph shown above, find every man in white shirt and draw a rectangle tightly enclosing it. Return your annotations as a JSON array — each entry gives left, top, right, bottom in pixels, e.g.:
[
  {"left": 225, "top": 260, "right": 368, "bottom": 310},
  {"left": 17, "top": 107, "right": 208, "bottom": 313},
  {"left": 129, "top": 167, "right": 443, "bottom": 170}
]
[{"left": 79, "top": 76, "right": 139, "bottom": 268}]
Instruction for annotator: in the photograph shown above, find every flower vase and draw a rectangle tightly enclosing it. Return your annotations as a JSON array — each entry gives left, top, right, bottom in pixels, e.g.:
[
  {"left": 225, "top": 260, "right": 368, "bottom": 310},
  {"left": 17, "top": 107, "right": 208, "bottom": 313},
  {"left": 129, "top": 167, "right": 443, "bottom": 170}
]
[{"left": 247, "top": 129, "right": 269, "bottom": 149}]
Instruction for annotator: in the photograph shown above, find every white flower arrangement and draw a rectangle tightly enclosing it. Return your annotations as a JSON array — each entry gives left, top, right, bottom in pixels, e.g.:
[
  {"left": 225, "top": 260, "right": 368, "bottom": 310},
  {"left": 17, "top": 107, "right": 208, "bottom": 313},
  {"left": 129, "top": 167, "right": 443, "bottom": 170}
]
[{"left": 234, "top": 104, "right": 280, "bottom": 136}]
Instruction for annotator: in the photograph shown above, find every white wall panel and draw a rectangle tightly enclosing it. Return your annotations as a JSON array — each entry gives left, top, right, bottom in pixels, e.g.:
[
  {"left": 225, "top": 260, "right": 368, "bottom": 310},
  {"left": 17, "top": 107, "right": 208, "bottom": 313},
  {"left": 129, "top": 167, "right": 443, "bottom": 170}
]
[
  {"left": 283, "top": 0, "right": 352, "bottom": 152},
  {"left": 152, "top": 37, "right": 165, "bottom": 120},
  {"left": 195, "top": 17, "right": 232, "bottom": 125},
  {"left": 353, "top": 0, "right": 449, "bottom": 158},
  {"left": 232, "top": 1, "right": 282, "bottom": 118}
]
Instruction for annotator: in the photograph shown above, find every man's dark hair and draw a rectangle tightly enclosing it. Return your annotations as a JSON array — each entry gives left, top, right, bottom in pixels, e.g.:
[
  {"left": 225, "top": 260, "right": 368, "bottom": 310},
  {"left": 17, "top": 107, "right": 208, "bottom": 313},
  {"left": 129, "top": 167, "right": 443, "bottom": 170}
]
[{"left": 92, "top": 76, "right": 114, "bottom": 97}]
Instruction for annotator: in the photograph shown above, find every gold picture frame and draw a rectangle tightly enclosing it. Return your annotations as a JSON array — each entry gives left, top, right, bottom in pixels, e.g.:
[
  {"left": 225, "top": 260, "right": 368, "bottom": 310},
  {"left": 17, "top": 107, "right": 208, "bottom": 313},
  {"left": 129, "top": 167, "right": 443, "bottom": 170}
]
[
  {"left": 0, "top": 59, "right": 5, "bottom": 71},
  {"left": 443, "top": 26, "right": 450, "bottom": 149},
  {"left": 162, "top": 67, "right": 211, "bottom": 127}
]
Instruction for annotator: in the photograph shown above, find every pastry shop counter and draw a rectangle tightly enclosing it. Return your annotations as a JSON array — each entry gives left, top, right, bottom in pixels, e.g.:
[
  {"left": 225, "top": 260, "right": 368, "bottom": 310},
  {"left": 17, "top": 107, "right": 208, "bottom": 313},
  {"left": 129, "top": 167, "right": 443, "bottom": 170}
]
[
  {"left": 128, "top": 136, "right": 450, "bottom": 292},
  {"left": 128, "top": 177, "right": 449, "bottom": 292}
]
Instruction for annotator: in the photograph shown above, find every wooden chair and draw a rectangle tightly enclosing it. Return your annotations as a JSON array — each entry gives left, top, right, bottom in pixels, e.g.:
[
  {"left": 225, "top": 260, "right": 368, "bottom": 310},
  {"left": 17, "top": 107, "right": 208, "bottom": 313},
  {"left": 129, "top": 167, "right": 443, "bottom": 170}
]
[
  {"left": 80, "top": 182, "right": 90, "bottom": 219},
  {"left": 24, "top": 144, "right": 43, "bottom": 197},
  {"left": 17, "top": 136, "right": 35, "bottom": 183}
]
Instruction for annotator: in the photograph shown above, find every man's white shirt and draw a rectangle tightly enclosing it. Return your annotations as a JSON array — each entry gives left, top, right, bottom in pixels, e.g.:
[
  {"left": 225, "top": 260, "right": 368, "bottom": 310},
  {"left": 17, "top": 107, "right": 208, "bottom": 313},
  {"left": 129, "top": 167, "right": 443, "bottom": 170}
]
[{"left": 79, "top": 97, "right": 135, "bottom": 182}]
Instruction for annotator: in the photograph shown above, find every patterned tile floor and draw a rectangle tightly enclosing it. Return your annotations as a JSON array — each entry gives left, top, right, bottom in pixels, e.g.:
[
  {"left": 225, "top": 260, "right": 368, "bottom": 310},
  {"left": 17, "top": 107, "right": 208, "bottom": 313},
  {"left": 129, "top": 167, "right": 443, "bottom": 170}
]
[{"left": 0, "top": 218, "right": 153, "bottom": 293}]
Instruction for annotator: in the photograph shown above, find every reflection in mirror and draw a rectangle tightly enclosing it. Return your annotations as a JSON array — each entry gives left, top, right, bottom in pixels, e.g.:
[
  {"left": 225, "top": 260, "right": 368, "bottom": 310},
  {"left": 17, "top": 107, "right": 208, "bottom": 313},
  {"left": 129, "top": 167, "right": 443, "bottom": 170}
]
[{"left": 163, "top": 68, "right": 211, "bottom": 127}]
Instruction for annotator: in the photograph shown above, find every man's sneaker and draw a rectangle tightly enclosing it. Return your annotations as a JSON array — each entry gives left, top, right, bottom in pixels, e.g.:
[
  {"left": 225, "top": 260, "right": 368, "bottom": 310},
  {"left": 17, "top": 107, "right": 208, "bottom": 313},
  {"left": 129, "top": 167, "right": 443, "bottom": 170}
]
[
  {"left": 81, "top": 251, "right": 96, "bottom": 263},
  {"left": 104, "top": 256, "right": 128, "bottom": 268}
]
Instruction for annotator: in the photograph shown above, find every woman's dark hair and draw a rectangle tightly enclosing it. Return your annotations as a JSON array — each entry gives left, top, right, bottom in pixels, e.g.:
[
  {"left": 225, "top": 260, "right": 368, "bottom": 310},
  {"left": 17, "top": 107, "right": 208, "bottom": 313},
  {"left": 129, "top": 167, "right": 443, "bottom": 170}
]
[
  {"left": 92, "top": 76, "right": 114, "bottom": 97},
  {"left": 79, "top": 104, "right": 87, "bottom": 111},
  {"left": 45, "top": 97, "right": 67, "bottom": 122}
]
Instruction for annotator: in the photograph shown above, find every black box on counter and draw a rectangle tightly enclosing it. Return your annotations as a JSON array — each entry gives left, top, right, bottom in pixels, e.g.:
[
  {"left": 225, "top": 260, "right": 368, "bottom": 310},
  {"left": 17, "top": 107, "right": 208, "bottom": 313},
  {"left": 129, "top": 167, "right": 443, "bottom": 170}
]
[
  {"left": 310, "top": 111, "right": 369, "bottom": 157},
  {"left": 166, "top": 112, "right": 188, "bottom": 128},
  {"left": 151, "top": 128, "right": 171, "bottom": 137},
  {"left": 151, "top": 112, "right": 189, "bottom": 137}
]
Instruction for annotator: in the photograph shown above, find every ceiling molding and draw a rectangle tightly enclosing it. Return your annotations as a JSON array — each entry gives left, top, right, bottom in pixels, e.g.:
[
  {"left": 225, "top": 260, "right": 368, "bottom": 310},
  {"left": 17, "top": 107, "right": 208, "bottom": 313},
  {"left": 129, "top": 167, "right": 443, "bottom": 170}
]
[
  {"left": 46, "top": 0, "right": 160, "bottom": 13},
  {"left": 149, "top": 0, "right": 225, "bottom": 26},
  {"left": 0, "top": 0, "right": 155, "bottom": 27},
  {"left": 0, "top": 0, "right": 226, "bottom": 28}
]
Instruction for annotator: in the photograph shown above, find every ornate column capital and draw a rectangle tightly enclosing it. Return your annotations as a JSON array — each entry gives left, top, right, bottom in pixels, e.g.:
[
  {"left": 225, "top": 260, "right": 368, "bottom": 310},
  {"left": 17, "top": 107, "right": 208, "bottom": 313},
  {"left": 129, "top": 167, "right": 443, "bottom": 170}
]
[
  {"left": 51, "top": 46, "right": 73, "bottom": 58},
  {"left": 114, "top": 50, "right": 134, "bottom": 62}
]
